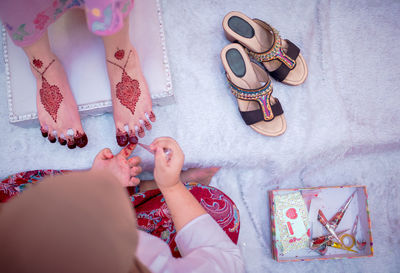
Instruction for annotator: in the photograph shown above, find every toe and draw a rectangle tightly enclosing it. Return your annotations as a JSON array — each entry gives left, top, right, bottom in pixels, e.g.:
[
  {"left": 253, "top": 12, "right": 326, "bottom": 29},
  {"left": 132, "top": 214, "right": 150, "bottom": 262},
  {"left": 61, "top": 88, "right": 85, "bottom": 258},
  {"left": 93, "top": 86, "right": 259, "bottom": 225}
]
[
  {"left": 58, "top": 134, "right": 67, "bottom": 145},
  {"left": 116, "top": 129, "right": 129, "bottom": 147},
  {"left": 67, "top": 135, "right": 76, "bottom": 149},
  {"left": 149, "top": 111, "right": 156, "bottom": 122},
  {"left": 48, "top": 128, "right": 57, "bottom": 143},
  {"left": 128, "top": 130, "right": 138, "bottom": 144},
  {"left": 143, "top": 119, "right": 152, "bottom": 130},
  {"left": 40, "top": 126, "right": 48, "bottom": 138},
  {"left": 137, "top": 125, "right": 145, "bottom": 138},
  {"left": 75, "top": 131, "right": 88, "bottom": 148},
  {"left": 48, "top": 134, "right": 57, "bottom": 143}
]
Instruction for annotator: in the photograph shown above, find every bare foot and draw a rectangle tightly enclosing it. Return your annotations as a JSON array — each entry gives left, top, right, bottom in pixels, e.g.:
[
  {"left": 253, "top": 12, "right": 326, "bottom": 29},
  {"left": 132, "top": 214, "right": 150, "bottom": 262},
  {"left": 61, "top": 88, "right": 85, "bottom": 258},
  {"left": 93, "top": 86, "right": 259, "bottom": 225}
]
[
  {"left": 106, "top": 47, "right": 155, "bottom": 146},
  {"left": 139, "top": 167, "right": 221, "bottom": 192},
  {"left": 23, "top": 32, "right": 87, "bottom": 149},
  {"left": 31, "top": 55, "right": 87, "bottom": 149}
]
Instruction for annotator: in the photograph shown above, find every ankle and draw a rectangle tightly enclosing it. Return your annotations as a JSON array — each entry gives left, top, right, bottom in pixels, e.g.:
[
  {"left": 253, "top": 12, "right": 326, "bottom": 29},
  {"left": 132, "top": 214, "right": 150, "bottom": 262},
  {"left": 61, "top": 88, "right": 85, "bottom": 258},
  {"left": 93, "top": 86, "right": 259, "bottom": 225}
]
[{"left": 28, "top": 54, "right": 59, "bottom": 79}]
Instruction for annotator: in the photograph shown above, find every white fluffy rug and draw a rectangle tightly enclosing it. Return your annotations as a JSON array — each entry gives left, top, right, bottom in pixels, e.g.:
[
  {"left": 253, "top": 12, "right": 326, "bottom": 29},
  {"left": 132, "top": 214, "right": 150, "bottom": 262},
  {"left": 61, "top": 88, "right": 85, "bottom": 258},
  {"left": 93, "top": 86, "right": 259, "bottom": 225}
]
[{"left": 1, "top": 0, "right": 400, "bottom": 272}]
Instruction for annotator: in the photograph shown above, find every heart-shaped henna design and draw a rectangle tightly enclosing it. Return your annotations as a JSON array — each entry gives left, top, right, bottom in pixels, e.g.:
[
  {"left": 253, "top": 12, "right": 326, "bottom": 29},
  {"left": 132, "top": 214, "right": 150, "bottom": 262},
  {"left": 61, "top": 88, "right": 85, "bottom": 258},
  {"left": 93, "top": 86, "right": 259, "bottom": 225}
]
[
  {"left": 116, "top": 71, "right": 141, "bottom": 115},
  {"left": 108, "top": 50, "right": 142, "bottom": 116},
  {"left": 40, "top": 78, "right": 63, "bottom": 122}
]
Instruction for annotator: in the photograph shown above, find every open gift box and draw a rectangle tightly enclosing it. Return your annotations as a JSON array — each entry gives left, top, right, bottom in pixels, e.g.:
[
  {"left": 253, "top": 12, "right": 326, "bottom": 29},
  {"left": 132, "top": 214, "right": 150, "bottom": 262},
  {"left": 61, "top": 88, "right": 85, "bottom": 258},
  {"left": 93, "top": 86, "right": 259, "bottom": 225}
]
[{"left": 269, "top": 185, "right": 373, "bottom": 262}]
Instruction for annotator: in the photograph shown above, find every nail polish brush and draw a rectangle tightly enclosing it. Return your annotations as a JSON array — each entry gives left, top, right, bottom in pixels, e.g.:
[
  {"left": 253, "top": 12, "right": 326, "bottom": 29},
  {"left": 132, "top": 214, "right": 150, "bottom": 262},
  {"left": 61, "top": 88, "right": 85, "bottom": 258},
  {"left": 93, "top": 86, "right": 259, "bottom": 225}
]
[{"left": 138, "top": 143, "right": 172, "bottom": 160}]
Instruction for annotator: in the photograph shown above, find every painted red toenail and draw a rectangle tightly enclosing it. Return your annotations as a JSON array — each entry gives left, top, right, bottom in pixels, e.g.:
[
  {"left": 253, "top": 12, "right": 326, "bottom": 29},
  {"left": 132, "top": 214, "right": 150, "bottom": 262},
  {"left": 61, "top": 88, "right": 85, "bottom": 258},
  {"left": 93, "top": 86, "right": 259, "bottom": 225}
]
[
  {"left": 67, "top": 139, "right": 76, "bottom": 149},
  {"left": 144, "top": 120, "right": 152, "bottom": 130},
  {"left": 129, "top": 135, "right": 138, "bottom": 144},
  {"left": 58, "top": 137, "right": 67, "bottom": 145},
  {"left": 149, "top": 111, "right": 156, "bottom": 121},
  {"left": 116, "top": 132, "right": 128, "bottom": 147},
  {"left": 75, "top": 132, "right": 88, "bottom": 148},
  {"left": 40, "top": 127, "right": 48, "bottom": 137},
  {"left": 48, "top": 135, "right": 56, "bottom": 143}
]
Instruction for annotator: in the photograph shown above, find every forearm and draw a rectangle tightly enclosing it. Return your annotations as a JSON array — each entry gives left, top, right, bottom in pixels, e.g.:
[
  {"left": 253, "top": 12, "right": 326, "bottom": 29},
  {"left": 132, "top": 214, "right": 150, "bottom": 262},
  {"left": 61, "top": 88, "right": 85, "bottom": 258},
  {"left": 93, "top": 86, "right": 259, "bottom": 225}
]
[{"left": 159, "top": 182, "right": 207, "bottom": 232}]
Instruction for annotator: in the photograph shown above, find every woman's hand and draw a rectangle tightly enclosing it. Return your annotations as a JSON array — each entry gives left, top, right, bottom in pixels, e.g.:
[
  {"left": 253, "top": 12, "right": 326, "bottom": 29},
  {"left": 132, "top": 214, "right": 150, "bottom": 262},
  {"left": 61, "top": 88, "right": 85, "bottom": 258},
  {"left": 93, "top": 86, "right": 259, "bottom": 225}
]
[
  {"left": 91, "top": 144, "right": 142, "bottom": 187},
  {"left": 150, "top": 137, "right": 184, "bottom": 191}
]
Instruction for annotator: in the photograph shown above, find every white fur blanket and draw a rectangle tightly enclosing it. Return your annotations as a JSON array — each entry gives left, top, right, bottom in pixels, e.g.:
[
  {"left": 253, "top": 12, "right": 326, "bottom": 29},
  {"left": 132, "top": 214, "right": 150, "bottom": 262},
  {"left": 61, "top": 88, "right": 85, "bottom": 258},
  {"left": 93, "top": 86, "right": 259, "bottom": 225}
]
[{"left": 1, "top": 0, "right": 400, "bottom": 272}]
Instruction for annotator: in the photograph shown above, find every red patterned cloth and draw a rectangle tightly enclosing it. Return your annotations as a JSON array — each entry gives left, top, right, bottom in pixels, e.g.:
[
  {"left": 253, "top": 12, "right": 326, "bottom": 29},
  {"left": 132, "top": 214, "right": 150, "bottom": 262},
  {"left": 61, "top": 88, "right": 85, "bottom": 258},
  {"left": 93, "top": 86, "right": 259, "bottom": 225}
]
[{"left": 0, "top": 170, "right": 240, "bottom": 257}]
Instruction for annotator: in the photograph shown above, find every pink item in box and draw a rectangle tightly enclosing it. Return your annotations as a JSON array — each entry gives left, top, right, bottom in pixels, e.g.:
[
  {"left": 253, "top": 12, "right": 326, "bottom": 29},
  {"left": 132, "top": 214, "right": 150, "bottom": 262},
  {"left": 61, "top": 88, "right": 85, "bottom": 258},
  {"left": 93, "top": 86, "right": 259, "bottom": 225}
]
[{"left": 269, "top": 185, "right": 373, "bottom": 262}]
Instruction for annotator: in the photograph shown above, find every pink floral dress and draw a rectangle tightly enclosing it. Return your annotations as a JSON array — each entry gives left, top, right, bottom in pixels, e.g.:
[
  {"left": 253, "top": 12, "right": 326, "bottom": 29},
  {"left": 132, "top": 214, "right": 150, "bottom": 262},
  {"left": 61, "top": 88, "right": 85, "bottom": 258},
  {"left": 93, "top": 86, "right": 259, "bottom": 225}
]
[{"left": 0, "top": 0, "right": 134, "bottom": 47}]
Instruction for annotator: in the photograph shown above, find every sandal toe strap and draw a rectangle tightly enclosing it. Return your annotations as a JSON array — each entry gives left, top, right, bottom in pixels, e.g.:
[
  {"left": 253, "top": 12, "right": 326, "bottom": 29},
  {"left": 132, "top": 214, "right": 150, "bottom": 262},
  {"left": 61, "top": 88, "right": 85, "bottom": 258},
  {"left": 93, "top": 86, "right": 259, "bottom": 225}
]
[
  {"left": 239, "top": 98, "right": 284, "bottom": 125},
  {"left": 228, "top": 77, "right": 276, "bottom": 121},
  {"left": 247, "top": 19, "right": 301, "bottom": 82},
  {"left": 269, "top": 39, "right": 300, "bottom": 82}
]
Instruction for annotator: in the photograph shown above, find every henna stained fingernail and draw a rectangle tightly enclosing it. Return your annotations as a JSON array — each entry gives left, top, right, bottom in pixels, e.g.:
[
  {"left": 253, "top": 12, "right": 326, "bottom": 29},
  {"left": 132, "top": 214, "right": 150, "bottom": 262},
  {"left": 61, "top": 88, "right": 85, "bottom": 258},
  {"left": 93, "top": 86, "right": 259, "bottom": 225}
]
[
  {"left": 138, "top": 126, "right": 145, "bottom": 138},
  {"left": 116, "top": 130, "right": 129, "bottom": 147},
  {"left": 67, "top": 139, "right": 76, "bottom": 149},
  {"left": 48, "top": 134, "right": 56, "bottom": 143},
  {"left": 149, "top": 111, "right": 156, "bottom": 122},
  {"left": 144, "top": 120, "right": 152, "bottom": 130},
  {"left": 128, "top": 143, "right": 136, "bottom": 150},
  {"left": 75, "top": 132, "right": 88, "bottom": 148},
  {"left": 58, "top": 137, "right": 67, "bottom": 145},
  {"left": 41, "top": 127, "right": 48, "bottom": 138}
]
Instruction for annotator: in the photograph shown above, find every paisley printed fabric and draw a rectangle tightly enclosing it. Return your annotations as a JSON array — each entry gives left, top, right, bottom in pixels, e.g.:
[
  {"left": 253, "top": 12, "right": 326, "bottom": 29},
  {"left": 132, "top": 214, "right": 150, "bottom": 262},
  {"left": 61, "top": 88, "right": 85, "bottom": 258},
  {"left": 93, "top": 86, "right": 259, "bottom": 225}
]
[
  {"left": 0, "top": 0, "right": 134, "bottom": 47},
  {"left": 1, "top": 170, "right": 240, "bottom": 257}
]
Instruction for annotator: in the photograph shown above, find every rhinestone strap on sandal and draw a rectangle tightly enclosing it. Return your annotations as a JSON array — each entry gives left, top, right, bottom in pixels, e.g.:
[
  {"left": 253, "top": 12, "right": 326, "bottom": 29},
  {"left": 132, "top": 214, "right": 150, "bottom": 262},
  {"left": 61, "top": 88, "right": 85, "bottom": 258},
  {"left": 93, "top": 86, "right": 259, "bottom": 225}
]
[
  {"left": 221, "top": 43, "right": 286, "bottom": 136},
  {"left": 228, "top": 77, "right": 283, "bottom": 125},
  {"left": 246, "top": 19, "right": 300, "bottom": 83}
]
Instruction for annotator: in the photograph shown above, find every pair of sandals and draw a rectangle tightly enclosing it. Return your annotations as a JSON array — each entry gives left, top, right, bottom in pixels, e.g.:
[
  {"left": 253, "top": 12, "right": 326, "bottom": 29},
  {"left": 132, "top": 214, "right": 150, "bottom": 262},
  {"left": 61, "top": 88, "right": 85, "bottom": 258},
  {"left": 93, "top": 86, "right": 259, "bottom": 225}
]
[{"left": 221, "top": 11, "right": 308, "bottom": 136}]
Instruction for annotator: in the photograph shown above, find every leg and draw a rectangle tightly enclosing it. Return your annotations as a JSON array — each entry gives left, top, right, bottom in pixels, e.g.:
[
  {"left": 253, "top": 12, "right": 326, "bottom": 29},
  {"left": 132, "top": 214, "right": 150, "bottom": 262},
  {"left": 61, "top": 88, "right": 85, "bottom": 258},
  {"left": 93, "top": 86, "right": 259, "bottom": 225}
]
[
  {"left": 23, "top": 32, "right": 87, "bottom": 148},
  {"left": 102, "top": 16, "right": 155, "bottom": 147}
]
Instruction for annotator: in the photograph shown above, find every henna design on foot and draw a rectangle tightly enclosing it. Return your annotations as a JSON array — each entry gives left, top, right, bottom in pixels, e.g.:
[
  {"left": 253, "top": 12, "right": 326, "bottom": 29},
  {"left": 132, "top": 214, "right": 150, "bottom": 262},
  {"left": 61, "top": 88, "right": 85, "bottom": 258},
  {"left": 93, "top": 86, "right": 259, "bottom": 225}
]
[
  {"left": 114, "top": 49, "right": 125, "bottom": 60},
  {"left": 107, "top": 50, "right": 141, "bottom": 116},
  {"left": 31, "top": 59, "right": 63, "bottom": 123},
  {"left": 116, "top": 129, "right": 129, "bottom": 147}
]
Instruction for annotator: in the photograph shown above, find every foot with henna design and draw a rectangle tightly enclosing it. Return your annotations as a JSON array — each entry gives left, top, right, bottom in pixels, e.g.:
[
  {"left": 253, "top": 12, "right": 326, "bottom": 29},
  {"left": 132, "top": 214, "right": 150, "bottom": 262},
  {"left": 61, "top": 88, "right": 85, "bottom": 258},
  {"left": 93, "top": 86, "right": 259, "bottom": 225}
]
[
  {"left": 103, "top": 17, "right": 155, "bottom": 147},
  {"left": 24, "top": 33, "right": 87, "bottom": 149}
]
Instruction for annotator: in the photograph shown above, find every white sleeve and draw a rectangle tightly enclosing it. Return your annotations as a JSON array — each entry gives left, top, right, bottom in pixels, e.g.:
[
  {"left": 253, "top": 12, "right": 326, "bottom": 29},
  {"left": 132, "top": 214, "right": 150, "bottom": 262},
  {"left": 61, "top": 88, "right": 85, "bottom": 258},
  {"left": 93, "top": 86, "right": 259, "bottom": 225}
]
[
  {"left": 173, "top": 214, "right": 244, "bottom": 273},
  {"left": 136, "top": 214, "right": 245, "bottom": 273}
]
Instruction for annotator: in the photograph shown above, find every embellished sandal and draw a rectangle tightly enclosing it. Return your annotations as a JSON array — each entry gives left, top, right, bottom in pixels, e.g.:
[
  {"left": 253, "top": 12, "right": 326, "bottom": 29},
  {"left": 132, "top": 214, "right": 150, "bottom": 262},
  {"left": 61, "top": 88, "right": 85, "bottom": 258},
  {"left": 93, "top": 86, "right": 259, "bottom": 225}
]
[
  {"left": 222, "top": 11, "right": 308, "bottom": 86},
  {"left": 221, "top": 43, "right": 286, "bottom": 136}
]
